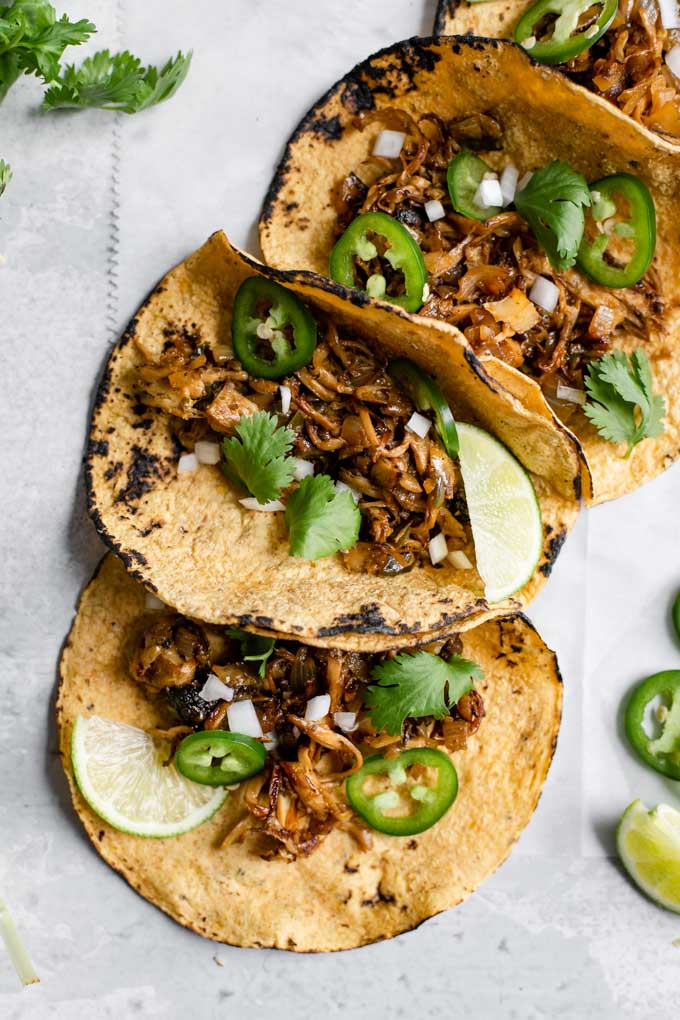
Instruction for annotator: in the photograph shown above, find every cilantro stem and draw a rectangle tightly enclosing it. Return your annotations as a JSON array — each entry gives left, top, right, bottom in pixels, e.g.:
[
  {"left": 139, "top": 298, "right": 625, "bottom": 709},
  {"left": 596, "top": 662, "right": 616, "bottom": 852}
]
[{"left": 0, "top": 894, "right": 40, "bottom": 987}]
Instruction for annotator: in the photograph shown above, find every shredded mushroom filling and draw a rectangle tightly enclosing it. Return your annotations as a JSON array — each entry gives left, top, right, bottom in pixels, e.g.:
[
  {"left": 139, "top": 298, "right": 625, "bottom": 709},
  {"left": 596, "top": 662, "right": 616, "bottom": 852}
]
[
  {"left": 334, "top": 107, "right": 662, "bottom": 393},
  {"left": 128, "top": 616, "right": 485, "bottom": 860}
]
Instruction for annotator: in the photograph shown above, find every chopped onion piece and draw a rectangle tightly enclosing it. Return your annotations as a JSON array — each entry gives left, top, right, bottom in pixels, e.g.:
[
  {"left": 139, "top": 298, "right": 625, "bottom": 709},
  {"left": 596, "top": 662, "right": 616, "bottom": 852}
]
[
  {"left": 406, "top": 411, "right": 431, "bottom": 438},
  {"left": 517, "top": 170, "right": 534, "bottom": 192},
  {"left": 447, "top": 549, "right": 473, "bottom": 570},
  {"left": 292, "top": 457, "right": 314, "bottom": 480},
  {"left": 373, "top": 130, "right": 406, "bottom": 158},
  {"left": 279, "top": 384, "right": 292, "bottom": 415},
  {"left": 500, "top": 164, "right": 519, "bottom": 206},
  {"left": 263, "top": 731, "right": 278, "bottom": 751},
  {"left": 422, "top": 282, "right": 430, "bottom": 301},
  {"left": 333, "top": 711, "right": 358, "bottom": 733},
  {"left": 239, "top": 497, "right": 285, "bottom": 512},
  {"left": 666, "top": 43, "right": 680, "bottom": 78},
  {"left": 335, "top": 480, "right": 360, "bottom": 503},
  {"left": 227, "top": 699, "right": 263, "bottom": 738},
  {"left": 424, "top": 199, "right": 446, "bottom": 222},
  {"left": 473, "top": 177, "right": 503, "bottom": 209},
  {"left": 660, "top": 0, "right": 680, "bottom": 29},
  {"left": 429, "top": 532, "right": 448, "bottom": 565},
  {"left": 194, "top": 441, "right": 221, "bottom": 465},
  {"left": 529, "top": 275, "right": 560, "bottom": 313},
  {"left": 177, "top": 453, "right": 198, "bottom": 474},
  {"left": 556, "top": 382, "right": 587, "bottom": 405},
  {"left": 199, "top": 673, "right": 230, "bottom": 703},
  {"left": 144, "top": 592, "right": 165, "bottom": 610},
  {"left": 305, "top": 694, "right": 331, "bottom": 721}
]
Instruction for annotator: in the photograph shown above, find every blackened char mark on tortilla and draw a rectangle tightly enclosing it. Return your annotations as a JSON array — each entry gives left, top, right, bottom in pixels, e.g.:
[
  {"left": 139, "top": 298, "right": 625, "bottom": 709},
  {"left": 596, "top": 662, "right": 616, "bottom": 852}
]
[
  {"left": 306, "top": 114, "right": 342, "bottom": 141},
  {"left": 341, "top": 77, "right": 375, "bottom": 113},
  {"left": 88, "top": 439, "right": 109, "bottom": 457},
  {"left": 237, "top": 614, "right": 276, "bottom": 631},
  {"left": 360, "top": 40, "right": 442, "bottom": 101},
  {"left": 434, "top": 0, "right": 458, "bottom": 35},
  {"left": 539, "top": 529, "right": 566, "bottom": 577},
  {"left": 319, "top": 598, "right": 489, "bottom": 637},
  {"left": 115, "top": 446, "right": 168, "bottom": 507}
]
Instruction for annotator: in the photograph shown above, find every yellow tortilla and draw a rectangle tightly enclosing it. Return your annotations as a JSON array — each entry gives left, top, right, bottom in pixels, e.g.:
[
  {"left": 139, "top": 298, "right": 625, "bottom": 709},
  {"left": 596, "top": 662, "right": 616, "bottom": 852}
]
[
  {"left": 57, "top": 554, "right": 563, "bottom": 952},
  {"left": 87, "top": 230, "right": 579, "bottom": 649},
  {"left": 258, "top": 35, "right": 680, "bottom": 505}
]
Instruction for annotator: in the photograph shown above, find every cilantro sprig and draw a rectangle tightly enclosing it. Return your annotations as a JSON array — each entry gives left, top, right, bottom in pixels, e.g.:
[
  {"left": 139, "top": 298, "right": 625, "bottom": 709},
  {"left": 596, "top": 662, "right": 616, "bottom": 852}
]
[
  {"left": 365, "top": 652, "right": 484, "bottom": 736},
  {"left": 222, "top": 411, "right": 296, "bottom": 505},
  {"left": 224, "top": 628, "right": 276, "bottom": 679},
  {"left": 0, "top": 0, "right": 94, "bottom": 101},
  {"left": 0, "top": 160, "right": 11, "bottom": 198},
  {"left": 43, "top": 49, "right": 192, "bottom": 113},
  {"left": 285, "top": 474, "right": 361, "bottom": 559},
  {"left": 584, "top": 349, "right": 665, "bottom": 456},
  {"left": 515, "top": 160, "right": 591, "bottom": 271}
]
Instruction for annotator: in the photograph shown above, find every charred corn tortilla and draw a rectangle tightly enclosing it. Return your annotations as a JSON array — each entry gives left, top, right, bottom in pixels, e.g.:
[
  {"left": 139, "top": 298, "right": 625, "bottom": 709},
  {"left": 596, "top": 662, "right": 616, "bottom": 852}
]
[
  {"left": 86, "top": 230, "right": 580, "bottom": 649},
  {"left": 258, "top": 35, "right": 680, "bottom": 505},
  {"left": 57, "top": 554, "right": 563, "bottom": 952}
]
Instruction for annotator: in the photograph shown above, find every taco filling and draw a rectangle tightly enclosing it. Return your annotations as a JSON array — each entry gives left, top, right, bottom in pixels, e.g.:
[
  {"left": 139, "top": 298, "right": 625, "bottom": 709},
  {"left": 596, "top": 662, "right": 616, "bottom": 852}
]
[
  {"left": 125, "top": 610, "right": 485, "bottom": 859},
  {"left": 332, "top": 107, "right": 664, "bottom": 412}
]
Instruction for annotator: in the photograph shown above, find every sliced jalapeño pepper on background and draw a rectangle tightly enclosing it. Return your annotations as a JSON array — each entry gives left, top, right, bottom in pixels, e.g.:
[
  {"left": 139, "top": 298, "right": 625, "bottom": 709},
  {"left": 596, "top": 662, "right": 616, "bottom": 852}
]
[
  {"left": 388, "top": 358, "right": 459, "bottom": 458},
  {"left": 673, "top": 590, "right": 680, "bottom": 644},
  {"left": 625, "top": 671, "right": 680, "bottom": 780},
  {"left": 346, "top": 748, "right": 458, "bottom": 836},
  {"left": 447, "top": 150, "right": 501, "bottom": 221},
  {"left": 329, "top": 211, "right": 427, "bottom": 313},
  {"left": 232, "top": 277, "right": 317, "bottom": 380},
  {"left": 514, "top": 0, "right": 618, "bottom": 65},
  {"left": 577, "top": 174, "right": 656, "bottom": 288},
  {"left": 175, "top": 730, "right": 267, "bottom": 787}
]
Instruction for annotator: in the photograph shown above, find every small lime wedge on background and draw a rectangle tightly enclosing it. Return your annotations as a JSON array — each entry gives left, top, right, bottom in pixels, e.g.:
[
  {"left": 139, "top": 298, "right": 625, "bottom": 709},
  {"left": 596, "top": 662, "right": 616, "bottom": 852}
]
[
  {"left": 456, "top": 422, "right": 543, "bottom": 603},
  {"left": 616, "top": 799, "right": 680, "bottom": 913},
  {"left": 71, "top": 715, "right": 228, "bottom": 838}
]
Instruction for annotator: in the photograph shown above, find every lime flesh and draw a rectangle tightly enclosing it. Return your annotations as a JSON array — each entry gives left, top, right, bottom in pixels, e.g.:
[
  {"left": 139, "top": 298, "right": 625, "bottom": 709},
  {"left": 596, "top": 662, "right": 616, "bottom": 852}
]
[
  {"left": 617, "top": 799, "right": 680, "bottom": 913},
  {"left": 456, "top": 422, "right": 543, "bottom": 603},
  {"left": 71, "top": 715, "right": 228, "bottom": 838}
]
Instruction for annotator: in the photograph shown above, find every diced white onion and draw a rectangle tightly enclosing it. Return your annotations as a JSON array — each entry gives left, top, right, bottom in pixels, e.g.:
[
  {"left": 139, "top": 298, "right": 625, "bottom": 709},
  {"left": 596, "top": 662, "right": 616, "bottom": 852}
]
[
  {"left": 447, "top": 549, "right": 473, "bottom": 570},
  {"left": 666, "top": 43, "right": 680, "bottom": 78},
  {"left": 263, "top": 731, "right": 278, "bottom": 751},
  {"left": 424, "top": 199, "right": 446, "bottom": 222},
  {"left": 429, "top": 533, "right": 448, "bottom": 565},
  {"left": 305, "top": 694, "right": 331, "bottom": 721},
  {"left": 422, "top": 282, "right": 430, "bottom": 301},
  {"left": 199, "top": 673, "right": 230, "bottom": 703},
  {"left": 227, "top": 699, "right": 263, "bottom": 738},
  {"left": 406, "top": 411, "right": 431, "bottom": 438},
  {"left": 373, "top": 130, "right": 406, "bottom": 158},
  {"left": 144, "top": 592, "right": 165, "bottom": 610},
  {"left": 292, "top": 457, "right": 314, "bottom": 480},
  {"left": 473, "top": 177, "right": 503, "bottom": 209},
  {"left": 335, "top": 480, "right": 360, "bottom": 503},
  {"left": 500, "top": 164, "right": 519, "bottom": 206},
  {"left": 660, "top": 0, "right": 680, "bottom": 29},
  {"left": 239, "top": 497, "right": 285, "bottom": 512},
  {"left": 517, "top": 171, "right": 534, "bottom": 192},
  {"left": 556, "top": 382, "right": 587, "bottom": 405},
  {"left": 333, "top": 711, "right": 358, "bottom": 733},
  {"left": 279, "top": 384, "right": 292, "bottom": 415},
  {"left": 194, "top": 441, "right": 221, "bottom": 465},
  {"left": 529, "top": 275, "right": 560, "bottom": 313},
  {"left": 177, "top": 453, "right": 198, "bottom": 474}
]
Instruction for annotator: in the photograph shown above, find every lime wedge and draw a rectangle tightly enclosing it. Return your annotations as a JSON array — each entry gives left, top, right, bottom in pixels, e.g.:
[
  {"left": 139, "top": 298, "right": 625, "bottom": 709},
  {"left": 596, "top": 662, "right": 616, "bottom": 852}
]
[
  {"left": 71, "top": 715, "right": 228, "bottom": 838},
  {"left": 456, "top": 422, "right": 543, "bottom": 603},
  {"left": 617, "top": 799, "right": 680, "bottom": 914}
]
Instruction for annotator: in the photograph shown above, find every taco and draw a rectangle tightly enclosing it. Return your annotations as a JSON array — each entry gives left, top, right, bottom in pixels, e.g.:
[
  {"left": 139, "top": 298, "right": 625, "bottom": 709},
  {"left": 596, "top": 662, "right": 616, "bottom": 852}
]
[
  {"left": 434, "top": 0, "right": 680, "bottom": 143},
  {"left": 86, "top": 229, "right": 580, "bottom": 649},
  {"left": 258, "top": 36, "right": 680, "bottom": 505},
  {"left": 56, "top": 553, "right": 562, "bottom": 951}
]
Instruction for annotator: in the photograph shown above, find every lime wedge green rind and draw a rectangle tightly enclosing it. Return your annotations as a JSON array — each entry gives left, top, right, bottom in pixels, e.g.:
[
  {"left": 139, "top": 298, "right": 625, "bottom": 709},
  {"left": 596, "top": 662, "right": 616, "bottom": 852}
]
[
  {"left": 456, "top": 422, "right": 543, "bottom": 603},
  {"left": 616, "top": 799, "right": 680, "bottom": 914},
  {"left": 71, "top": 715, "right": 228, "bottom": 839}
]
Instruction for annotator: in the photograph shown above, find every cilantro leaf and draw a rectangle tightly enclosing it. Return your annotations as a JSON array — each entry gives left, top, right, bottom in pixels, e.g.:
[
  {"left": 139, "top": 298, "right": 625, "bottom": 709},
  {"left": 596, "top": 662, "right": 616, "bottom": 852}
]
[
  {"left": 514, "top": 160, "right": 591, "bottom": 271},
  {"left": 584, "top": 349, "right": 665, "bottom": 456},
  {"left": 42, "top": 48, "right": 191, "bottom": 113},
  {"left": 365, "top": 652, "right": 484, "bottom": 736},
  {"left": 224, "top": 628, "right": 276, "bottom": 679},
  {"left": 0, "top": 1, "right": 94, "bottom": 101},
  {"left": 285, "top": 474, "right": 361, "bottom": 559},
  {"left": 222, "top": 411, "right": 295, "bottom": 504},
  {"left": 0, "top": 160, "right": 12, "bottom": 198}
]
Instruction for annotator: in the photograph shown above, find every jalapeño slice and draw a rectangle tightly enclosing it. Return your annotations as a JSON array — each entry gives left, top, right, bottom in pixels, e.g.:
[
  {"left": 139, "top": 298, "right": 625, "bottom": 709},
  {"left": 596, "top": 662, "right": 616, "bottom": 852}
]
[
  {"left": 447, "top": 151, "right": 501, "bottom": 221},
  {"left": 329, "top": 211, "right": 428, "bottom": 313},
  {"left": 625, "top": 671, "right": 680, "bottom": 780},
  {"left": 175, "top": 730, "right": 267, "bottom": 787},
  {"left": 514, "top": 0, "right": 618, "bottom": 65},
  {"left": 388, "top": 358, "right": 459, "bottom": 458},
  {"left": 346, "top": 748, "right": 458, "bottom": 836},
  {"left": 232, "top": 277, "right": 317, "bottom": 379},
  {"left": 577, "top": 174, "right": 656, "bottom": 288}
]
